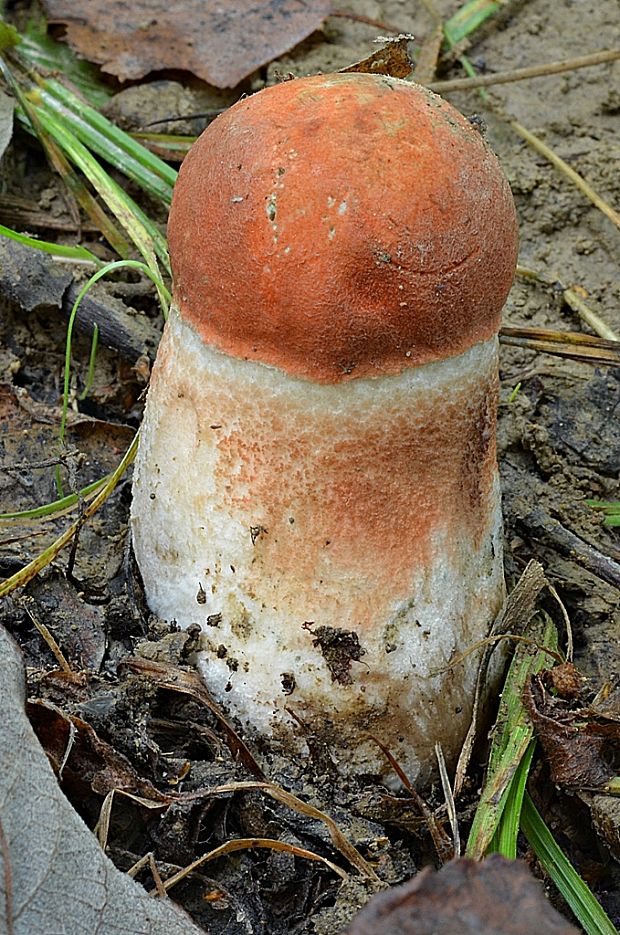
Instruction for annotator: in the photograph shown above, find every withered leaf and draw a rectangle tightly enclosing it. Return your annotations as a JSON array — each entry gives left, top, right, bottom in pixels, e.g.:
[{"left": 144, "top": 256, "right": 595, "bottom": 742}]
[
  {"left": 525, "top": 674, "right": 620, "bottom": 789},
  {"left": 27, "top": 697, "right": 173, "bottom": 802},
  {"left": 346, "top": 856, "right": 578, "bottom": 934},
  {"left": 41, "top": 0, "right": 332, "bottom": 88},
  {"left": 340, "top": 34, "right": 414, "bottom": 79}
]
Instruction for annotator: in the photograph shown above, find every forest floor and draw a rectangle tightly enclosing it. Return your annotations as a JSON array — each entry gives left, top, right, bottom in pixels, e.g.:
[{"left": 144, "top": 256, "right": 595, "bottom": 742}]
[{"left": 0, "top": 1, "right": 619, "bottom": 932}]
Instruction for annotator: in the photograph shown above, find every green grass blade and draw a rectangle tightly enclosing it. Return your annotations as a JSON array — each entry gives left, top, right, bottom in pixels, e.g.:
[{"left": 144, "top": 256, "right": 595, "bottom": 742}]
[
  {"left": 587, "top": 499, "right": 620, "bottom": 526},
  {"left": 38, "top": 80, "right": 176, "bottom": 203},
  {"left": 0, "top": 223, "right": 100, "bottom": 263},
  {"left": 521, "top": 793, "right": 618, "bottom": 935},
  {"left": 58, "top": 258, "right": 170, "bottom": 493},
  {"left": 587, "top": 499, "right": 620, "bottom": 513},
  {"left": 436, "top": 1, "right": 494, "bottom": 103},
  {"left": 30, "top": 101, "right": 170, "bottom": 274},
  {"left": 0, "top": 434, "right": 139, "bottom": 599},
  {"left": 444, "top": 0, "right": 502, "bottom": 45},
  {"left": 44, "top": 79, "right": 177, "bottom": 185},
  {"left": 489, "top": 739, "right": 536, "bottom": 859},
  {"left": 466, "top": 614, "right": 559, "bottom": 859},
  {"left": 1, "top": 58, "right": 133, "bottom": 258},
  {"left": 0, "top": 474, "right": 110, "bottom": 523},
  {"left": 132, "top": 131, "right": 195, "bottom": 160}
]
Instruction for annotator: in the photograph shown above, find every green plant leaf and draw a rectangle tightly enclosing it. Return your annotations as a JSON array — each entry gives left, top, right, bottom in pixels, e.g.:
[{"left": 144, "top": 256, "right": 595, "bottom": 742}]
[
  {"left": 466, "top": 614, "right": 559, "bottom": 859},
  {"left": 0, "top": 475, "right": 110, "bottom": 524},
  {"left": 587, "top": 499, "right": 620, "bottom": 526},
  {"left": 0, "top": 223, "right": 100, "bottom": 263},
  {"left": 521, "top": 793, "right": 618, "bottom": 935},
  {"left": 39, "top": 79, "right": 176, "bottom": 203},
  {"left": 0, "top": 19, "right": 21, "bottom": 53},
  {"left": 29, "top": 100, "right": 170, "bottom": 274},
  {"left": 0, "top": 434, "right": 139, "bottom": 599},
  {"left": 444, "top": 0, "right": 502, "bottom": 45},
  {"left": 57, "top": 258, "right": 170, "bottom": 494}
]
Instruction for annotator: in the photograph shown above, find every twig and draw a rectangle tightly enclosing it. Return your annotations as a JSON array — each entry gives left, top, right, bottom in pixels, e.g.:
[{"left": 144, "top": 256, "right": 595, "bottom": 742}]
[
  {"left": 119, "top": 656, "right": 267, "bottom": 782},
  {"left": 25, "top": 602, "right": 72, "bottom": 672},
  {"left": 160, "top": 837, "right": 349, "bottom": 891},
  {"left": 370, "top": 734, "right": 453, "bottom": 863},
  {"left": 198, "top": 780, "right": 380, "bottom": 881},
  {"left": 499, "top": 325, "right": 620, "bottom": 367},
  {"left": 547, "top": 584, "right": 574, "bottom": 663},
  {"left": 516, "top": 265, "right": 619, "bottom": 341},
  {"left": 328, "top": 8, "right": 401, "bottom": 33},
  {"left": 428, "top": 49, "right": 620, "bottom": 92},
  {"left": 509, "top": 118, "right": 620, "bottom": 235},
  {"left": 435, "top": 742, "right": 460, "bottom": 858},
  {"left": 517, "top": 504, "right": 620, "bottom": 592}
]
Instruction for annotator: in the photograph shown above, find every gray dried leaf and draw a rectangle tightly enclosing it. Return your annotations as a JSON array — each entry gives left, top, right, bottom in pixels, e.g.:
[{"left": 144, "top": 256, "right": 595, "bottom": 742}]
[{"left": 0, "top": 626, "right": 202, "bottom": 935}]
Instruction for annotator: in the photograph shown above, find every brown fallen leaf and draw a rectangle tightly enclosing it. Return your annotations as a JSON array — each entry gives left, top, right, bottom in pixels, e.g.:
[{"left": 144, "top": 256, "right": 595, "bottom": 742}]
[
  {"left": 345, "top": 855, "right": 579, "bottom": 934},
  {"left": 340, "top": 34, "right": 414, "bottom": 79},
  {"left": 42, "top": 0, "right": 332, "bottom": 88},
  {"left": 27, "top": 697, "right": 174, "bottom": 802},
  {"left": 582, "top": 792, "right": 620, "bottom": 860},
  {"left": 524, "top": 674, "right": 620, "bottom": 789}
]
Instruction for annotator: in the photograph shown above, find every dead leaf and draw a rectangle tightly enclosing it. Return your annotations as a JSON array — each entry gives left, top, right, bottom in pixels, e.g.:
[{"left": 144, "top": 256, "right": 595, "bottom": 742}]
[
  {"left": 0, "top": 625, "right": 204, "bottom": 934},
  {"left": 525, "top": 674, "right": 620, "bottom": 789},
  {"left": 0, "top": 383, "right": 136, "bottom": 593},
  {"left": 17, "top": 573, "right": 112, "bottom": 675},
  {"left": 42, "top": 0, "right": 332, "bottom": 88},
  {"left": 27, "top": 697, "right": 174, "bottom": 802},
  {"left": 582, "top": 792, "right": 620, "bottom": 860},
  {"left": 345, "top": 855, "right": 579, "bottom": 934},
  {"left": 340, "top": 34, "right": 414, "bottom": 78}
]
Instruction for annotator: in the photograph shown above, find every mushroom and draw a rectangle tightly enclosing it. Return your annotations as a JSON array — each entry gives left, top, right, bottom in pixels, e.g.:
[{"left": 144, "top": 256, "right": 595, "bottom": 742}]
[{"left": 131, "top": 73, "right": 518, "bottom": 782}]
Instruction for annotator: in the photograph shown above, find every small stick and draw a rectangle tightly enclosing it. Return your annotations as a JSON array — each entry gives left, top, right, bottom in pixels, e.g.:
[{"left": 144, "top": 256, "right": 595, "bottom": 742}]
[
  {"left": 428, "top": 49, "right": 620, "bottom": 93},
  {"left": 509, "top": 118, "right": 620, "bottom": 236},
  {"left": 499, "top": 326, "right": 620, "bottom": 367},
  {"left": 435, "top": 742, "right": 460, "bottom": 858},
  {"left": 328, "top": 8, "right": 401, "bottom": 33},
  {"left": 520, "top": 505, "right": 620, "bottom": 592},
  {"left": 25, "top": 603, "right": 72, "bottom": 672},
  {"left": 516, "top": 265, "right": 619, "bottom": 342}
]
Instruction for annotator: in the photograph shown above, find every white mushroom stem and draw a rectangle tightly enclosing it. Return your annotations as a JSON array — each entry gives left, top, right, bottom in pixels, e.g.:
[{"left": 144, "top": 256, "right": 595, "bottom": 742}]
[{"left": 132, "top": 308, "right": 504, "bottom": 780}]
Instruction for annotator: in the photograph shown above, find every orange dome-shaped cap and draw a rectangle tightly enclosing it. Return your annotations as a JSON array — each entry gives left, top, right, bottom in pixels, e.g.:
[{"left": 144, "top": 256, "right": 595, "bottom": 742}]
[{"left": 168, "top": 73, "right": 518, "bottom": 383}]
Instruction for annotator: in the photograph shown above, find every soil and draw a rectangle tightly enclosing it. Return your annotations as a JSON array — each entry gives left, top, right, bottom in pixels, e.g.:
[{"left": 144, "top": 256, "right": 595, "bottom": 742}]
[{"left": 1, "top": 1, "right": 619, "bottom": 932}]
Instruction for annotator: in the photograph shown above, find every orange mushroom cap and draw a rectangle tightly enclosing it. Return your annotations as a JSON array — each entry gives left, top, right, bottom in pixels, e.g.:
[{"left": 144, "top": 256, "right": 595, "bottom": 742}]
[{"left": 168, "top": 72, "right": 518, "bottom": 383}]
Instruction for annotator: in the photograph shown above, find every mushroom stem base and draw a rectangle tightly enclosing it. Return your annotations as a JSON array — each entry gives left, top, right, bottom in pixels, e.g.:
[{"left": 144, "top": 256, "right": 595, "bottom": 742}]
[{"left": 132, "top": 310, "right": 505, "bottom": 782}]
